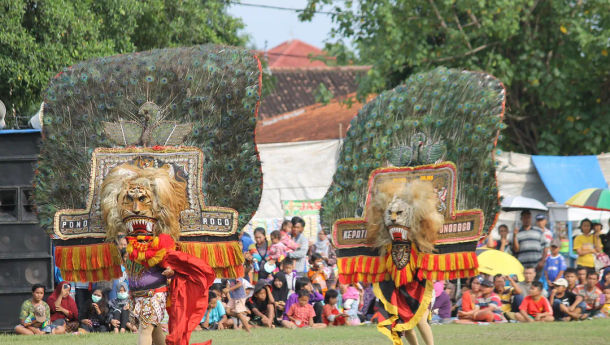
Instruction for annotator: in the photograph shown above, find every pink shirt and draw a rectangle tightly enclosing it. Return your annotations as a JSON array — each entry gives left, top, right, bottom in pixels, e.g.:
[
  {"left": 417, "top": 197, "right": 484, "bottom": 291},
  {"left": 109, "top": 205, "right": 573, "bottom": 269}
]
[
  {"left": 268, "top": 242, "right": 288, "bottom": 260},
  {"left": 281, "top": 231, "right": 299, "bottom": 251},
  {"left": 287, "top": 303, "right": 316, "bottom": 325}
]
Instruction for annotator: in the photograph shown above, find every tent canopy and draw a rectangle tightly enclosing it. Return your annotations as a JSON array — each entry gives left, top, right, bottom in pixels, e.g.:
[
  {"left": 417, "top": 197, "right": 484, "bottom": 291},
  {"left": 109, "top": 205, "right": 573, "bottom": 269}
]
[{"left": 532, "top": 155, "right": 608, "bottom": 204}]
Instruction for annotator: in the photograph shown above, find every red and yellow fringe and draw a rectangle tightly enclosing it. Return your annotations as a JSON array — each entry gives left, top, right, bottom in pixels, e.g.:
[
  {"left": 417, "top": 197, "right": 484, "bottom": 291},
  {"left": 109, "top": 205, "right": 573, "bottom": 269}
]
[
  {"left": 55, "top": 243, "right": 122, "bottom": 282},
  {"left": 177, "top": 241, "right": 245, "bottom": 278},
  {"left": 418, "top": 251, "right": 478, "bottom": 281},
  {"left": 338, "top": 247, "right": 478, "bottom": 286},
  {"left": 338, "top": 255, "right": 387, "bottom": 284}
]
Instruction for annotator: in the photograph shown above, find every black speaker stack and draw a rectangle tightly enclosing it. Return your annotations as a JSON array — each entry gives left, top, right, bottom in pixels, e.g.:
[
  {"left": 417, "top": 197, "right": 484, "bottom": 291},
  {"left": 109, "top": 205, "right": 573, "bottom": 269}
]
[{"left": 0, "top": 130, "right": 53, "bottom": 332}]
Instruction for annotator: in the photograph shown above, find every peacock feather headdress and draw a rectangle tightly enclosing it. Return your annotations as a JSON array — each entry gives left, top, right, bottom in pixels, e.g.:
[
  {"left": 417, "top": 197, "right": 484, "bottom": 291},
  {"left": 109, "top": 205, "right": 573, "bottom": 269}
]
[
  {"left": 322, "top": 67, "right": 505, "bottom": 234},
  {"left": 34, "top": 45, "right": 263, "bottom": 235}
]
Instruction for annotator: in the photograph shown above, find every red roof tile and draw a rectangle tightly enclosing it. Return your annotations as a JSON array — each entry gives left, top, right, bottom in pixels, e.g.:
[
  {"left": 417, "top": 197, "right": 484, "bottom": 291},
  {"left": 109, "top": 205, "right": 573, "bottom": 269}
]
[
  {"left": 266, "top": 40, "right": 329, "bottom": 68},
  {"left": 259, "top": 66, "right": 370, "bottom": 119},
  {"left": 256, "top": 93, "right": 374, "bottom": 144}
]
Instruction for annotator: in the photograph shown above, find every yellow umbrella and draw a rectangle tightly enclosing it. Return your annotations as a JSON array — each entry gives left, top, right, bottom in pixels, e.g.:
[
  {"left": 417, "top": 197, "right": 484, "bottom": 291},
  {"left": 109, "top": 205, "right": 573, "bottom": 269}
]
[{"left": 476, "top": 249, "right": 524, "bottom": 281}]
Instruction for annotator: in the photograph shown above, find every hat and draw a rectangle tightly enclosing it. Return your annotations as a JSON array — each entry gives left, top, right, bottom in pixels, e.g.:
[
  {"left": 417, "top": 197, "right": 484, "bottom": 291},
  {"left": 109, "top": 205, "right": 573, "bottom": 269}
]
[
  {"left": 553, "top": 278, "right": 568, "bottom": 287},
  {"left": 550, "top": 238, "right": 561, "bottom": 247},
  {"left": 535, "top": 214, "right": 546, "bottom": 221},
  {"left": 242, "top": 279, "right": 253, "bottom": 290},
  {"left": 33, "top": 303, "right": 46, "bottom": 323},
  {"left": 253, "top": 280, "right": 270, "bottom": 294},
  {"left": 480, "top": 280, "right": 493, "bottom": 287}
]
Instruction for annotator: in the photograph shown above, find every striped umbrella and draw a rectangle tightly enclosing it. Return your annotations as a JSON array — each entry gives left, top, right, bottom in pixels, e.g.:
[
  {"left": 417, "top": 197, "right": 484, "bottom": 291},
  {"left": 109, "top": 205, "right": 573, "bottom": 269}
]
[{"left": 565, "top": 188, "right": 610, "bottom": 211}]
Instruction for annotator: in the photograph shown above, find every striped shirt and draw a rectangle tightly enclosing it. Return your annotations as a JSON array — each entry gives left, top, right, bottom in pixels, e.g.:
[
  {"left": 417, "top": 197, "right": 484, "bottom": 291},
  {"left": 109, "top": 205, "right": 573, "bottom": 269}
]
[{"left": 515, "top": 226, "right": 549, "bottom": 268}]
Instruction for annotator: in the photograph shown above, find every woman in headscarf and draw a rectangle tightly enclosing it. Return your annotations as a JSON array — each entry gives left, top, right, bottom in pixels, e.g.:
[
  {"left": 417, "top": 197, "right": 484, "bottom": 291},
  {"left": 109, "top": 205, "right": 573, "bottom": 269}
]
[
  {"left": 47, "top": 281, "right": 79, "bottom": 333},
  {"left": 270, "top": 272, "right": 289, "bottom": 323},
  {"left": 80, "top": 288, "right": 110, "bottom": 332}
]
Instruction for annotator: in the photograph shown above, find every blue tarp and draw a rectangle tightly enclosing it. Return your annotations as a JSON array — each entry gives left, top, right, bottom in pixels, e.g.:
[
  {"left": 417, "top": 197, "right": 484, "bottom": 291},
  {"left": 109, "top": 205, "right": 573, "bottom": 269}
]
[
  {"left": 532, "top": 155, "right": 608, "bottom": 204},
  {"left": 0, "top": 129, "right": 41, "bottom": 134}
]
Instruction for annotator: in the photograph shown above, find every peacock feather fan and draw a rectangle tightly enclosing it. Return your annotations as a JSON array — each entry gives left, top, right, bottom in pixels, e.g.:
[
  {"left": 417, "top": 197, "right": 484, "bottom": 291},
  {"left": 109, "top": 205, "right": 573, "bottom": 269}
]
[
  {"left": 321, "top": 67, "right": 505, "bottom": 234},
  {"left": 34, "top": 45, "right": 262, "bottom": 233}
]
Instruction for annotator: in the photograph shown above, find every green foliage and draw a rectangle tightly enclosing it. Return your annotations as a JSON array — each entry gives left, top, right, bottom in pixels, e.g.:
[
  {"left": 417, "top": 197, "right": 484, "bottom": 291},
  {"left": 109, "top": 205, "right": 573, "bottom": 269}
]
[
  {"left": 320, "top": 67, "right": 505, "bottom": 233},
  {"left": 301, "top": 0, "right": 610, "bottom": 155},
  {"left": 314, "top": 82, "right": 335, "bottom": 105},
  {"left": 34, "top": 45, "right": 262, "bottom": 233},
  {"left": 0, "top": 0, "right": 244, "bottom": 128}
]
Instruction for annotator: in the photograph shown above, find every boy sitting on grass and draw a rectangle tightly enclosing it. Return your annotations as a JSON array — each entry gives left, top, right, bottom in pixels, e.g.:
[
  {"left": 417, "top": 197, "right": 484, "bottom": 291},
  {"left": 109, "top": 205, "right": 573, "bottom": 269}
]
[
  {"left": 515, "top": 281, "right": 554, "bottom": 322},
  {"left": 548, "top": 278, "right": 582, "bottom": 321}
]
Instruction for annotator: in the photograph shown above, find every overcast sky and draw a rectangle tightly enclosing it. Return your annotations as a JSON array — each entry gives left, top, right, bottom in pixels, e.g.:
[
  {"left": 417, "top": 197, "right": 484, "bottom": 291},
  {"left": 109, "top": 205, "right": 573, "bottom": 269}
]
[{"left": 227, "top": 0, "right": 335, "bottom": 50}]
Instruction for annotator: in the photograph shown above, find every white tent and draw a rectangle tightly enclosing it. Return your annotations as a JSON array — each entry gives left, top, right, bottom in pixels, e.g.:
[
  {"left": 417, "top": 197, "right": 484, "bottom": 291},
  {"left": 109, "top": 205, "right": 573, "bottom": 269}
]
[{"left": 247, "top": 144, "right": 610, "bottom": 240}]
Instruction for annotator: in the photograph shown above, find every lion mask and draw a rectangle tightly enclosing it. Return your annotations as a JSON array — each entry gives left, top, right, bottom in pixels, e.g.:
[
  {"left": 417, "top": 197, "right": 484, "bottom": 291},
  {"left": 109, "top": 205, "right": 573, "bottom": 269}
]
[
  {"left": 101, "top": 163, "right": 188, "bottom": 241},
  {"left": 366, "top": 179, "right": 442, "bottom": 254}
]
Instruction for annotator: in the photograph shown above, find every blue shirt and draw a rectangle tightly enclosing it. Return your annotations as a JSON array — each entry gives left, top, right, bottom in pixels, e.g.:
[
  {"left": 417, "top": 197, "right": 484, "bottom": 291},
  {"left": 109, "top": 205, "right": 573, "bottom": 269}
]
[
  {"left": 544, "top": 254, "right": 567, "bottom": 282},
  {"left": 202, "top": 301, "right": 226, "bottom": 324}
]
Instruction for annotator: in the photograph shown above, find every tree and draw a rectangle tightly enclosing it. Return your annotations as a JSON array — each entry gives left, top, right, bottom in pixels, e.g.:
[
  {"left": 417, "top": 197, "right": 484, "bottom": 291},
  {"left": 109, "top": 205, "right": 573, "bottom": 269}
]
[
  {"left": 301, "top": 0, "right": 610, "bottom": 155},
  {"left": 0, "top": 0, "right": 245, "bottom": 128}
]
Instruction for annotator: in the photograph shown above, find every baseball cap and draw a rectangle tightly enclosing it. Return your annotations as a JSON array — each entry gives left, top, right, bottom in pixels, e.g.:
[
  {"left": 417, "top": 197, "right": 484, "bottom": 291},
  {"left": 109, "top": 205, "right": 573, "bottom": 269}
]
[
  {"left": 535, "top": 214, "right": 546, "bottom": 221},
  {"left": 550, "top": 238, "right": 561, "bottom": 248},
  {"left": 553, "top": 278, "right": 568, "bottom": 287},
  {"left": 34, "top": 303, "right": 46, "bottom": 323},
  {"left": 480, "top": 280, "right": 493, "bottom": 287}
]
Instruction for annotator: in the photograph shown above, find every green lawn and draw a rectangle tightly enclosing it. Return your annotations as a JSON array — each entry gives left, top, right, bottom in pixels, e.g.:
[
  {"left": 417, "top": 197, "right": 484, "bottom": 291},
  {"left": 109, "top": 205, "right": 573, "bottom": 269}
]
[{"left": 1, "top": 319, "right": 609, "bottom": 345}]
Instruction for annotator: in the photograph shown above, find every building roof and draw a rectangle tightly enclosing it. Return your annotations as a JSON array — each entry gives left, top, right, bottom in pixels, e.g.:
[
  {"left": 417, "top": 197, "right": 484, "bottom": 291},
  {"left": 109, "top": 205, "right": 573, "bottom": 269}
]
[
  {"left": 256, "top": 93, "right": 371, "bottom": 144},
  {"left": 266, "top": 40, "right": 329, "bottom": 68},
  {"left": 259, "top": 66, "right": 369, "bottom": 119}
]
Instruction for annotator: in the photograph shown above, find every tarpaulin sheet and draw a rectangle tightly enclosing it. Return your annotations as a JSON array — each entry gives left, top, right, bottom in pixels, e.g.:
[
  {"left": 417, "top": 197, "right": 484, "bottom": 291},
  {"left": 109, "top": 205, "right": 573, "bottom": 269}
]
[{"left": 532, "top": 155, "right": 608, "bottom": 204}]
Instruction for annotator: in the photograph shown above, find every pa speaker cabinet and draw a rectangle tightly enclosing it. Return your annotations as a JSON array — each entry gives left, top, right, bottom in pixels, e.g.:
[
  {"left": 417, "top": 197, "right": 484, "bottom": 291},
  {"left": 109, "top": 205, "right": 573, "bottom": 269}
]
[{"left": 0, "top": 130, "right": 53, "bottom": 332}]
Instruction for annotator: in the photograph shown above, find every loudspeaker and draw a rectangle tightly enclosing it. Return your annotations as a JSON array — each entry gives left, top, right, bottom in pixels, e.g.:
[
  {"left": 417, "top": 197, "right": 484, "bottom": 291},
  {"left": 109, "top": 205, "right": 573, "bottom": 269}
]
[
  {"left": 0, "top": 130, "right": 53, "bottom": 332},
  {"left": 0, "top": 224, "right": 50, "bottom": 256}
]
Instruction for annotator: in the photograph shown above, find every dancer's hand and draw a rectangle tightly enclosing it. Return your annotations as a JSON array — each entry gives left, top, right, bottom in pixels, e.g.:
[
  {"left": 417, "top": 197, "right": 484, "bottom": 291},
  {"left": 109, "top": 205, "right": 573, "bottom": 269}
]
[{"left": 162, "top": 267, "right": 175, "bottom": 277}]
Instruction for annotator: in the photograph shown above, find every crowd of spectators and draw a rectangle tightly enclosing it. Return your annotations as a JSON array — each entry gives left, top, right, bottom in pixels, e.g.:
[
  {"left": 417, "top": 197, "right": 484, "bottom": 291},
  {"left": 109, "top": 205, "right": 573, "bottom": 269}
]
[{"left": 14, "top": 213, "right": 610, "bottom": 336}]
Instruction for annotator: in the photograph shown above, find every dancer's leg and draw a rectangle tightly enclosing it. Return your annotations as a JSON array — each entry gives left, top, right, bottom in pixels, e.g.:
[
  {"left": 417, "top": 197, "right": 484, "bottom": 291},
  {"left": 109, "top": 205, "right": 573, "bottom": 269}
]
[
  {"left": 138, "top": 324, "right": 154, "bottom": 345},
  {"left": 404, "top": 329, "right": 419, "bottom": 345},
  {"left": 416, "top": 309, "right": 434, "bottom": 345},
  {"left": 152, "top": 325, "right": 165, "bottom": 345}
]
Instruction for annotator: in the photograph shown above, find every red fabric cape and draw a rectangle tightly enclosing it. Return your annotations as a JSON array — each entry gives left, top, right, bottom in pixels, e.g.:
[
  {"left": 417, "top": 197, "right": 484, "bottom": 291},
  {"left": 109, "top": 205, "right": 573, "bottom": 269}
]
[{"left": 163, "top": 250, "right": 215, "bottom": 345}]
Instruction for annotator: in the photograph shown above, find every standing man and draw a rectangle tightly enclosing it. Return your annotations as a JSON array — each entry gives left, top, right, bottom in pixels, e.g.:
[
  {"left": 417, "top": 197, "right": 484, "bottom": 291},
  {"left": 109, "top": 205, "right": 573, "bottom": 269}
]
[
  {"left": 535, "top": 214, "right": 553, "bottom": 244},
  {"left": 287, "top": 217, "right": 309, "bottom": 273},
  {"left": 513, "top": 210, "right": 549, "bottom": 275}
]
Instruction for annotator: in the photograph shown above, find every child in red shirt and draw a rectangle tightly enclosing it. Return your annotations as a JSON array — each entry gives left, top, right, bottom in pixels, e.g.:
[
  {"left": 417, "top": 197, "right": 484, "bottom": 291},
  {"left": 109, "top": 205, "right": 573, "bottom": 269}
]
[
  {"left": 322, "top": 289, "right": 346, "bottom": 326},
  {"left": 286, "top": 290, "right": 326, "bottom": 328},
  {"left": 516, "top": 281, "right": 554, "bottom": 322}
]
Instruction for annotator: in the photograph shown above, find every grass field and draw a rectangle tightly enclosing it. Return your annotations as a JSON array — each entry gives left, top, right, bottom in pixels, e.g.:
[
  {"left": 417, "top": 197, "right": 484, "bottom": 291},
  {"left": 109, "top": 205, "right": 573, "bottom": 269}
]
[{"left": 1, "top": 319, "right": 609, "bottom": 345}]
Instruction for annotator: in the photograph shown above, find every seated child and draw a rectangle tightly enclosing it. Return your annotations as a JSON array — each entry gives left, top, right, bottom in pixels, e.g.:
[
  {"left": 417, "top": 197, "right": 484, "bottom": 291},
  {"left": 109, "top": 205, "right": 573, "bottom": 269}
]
[
  {"left": 109, "top": 283, "right": 136, "bottom": 333},
  {"left": 456, "top": 280, "right": 505, "bottom": 323},
  {"left": 601, "top": 287, "right": 610, "bottom": 317},
  {"left": 575, "top": 271, "right": 603, "bottom": 318},
  {"left": 340, "top": 283, "right": 362, "bottom": 326},
  {"left": 199, "top": 291, "right": 231, "bottom": 330},
  {"left": 549, "top": 278, "right": 583, "bottom": 321},
  {"left": 307, "top": 253, "right": 328, "bottom": 294},
  {"left": 516, "top": 281, "right": 554, "bottom": 322},
  {"left": 286, "top": 290, "right": 327, "bottom": 329},
  {"left": 322, "top": 289, "right": 346, "bottom": 326},
  {"left": 246, "top": 281, "right": 275, "bottom": 328}
]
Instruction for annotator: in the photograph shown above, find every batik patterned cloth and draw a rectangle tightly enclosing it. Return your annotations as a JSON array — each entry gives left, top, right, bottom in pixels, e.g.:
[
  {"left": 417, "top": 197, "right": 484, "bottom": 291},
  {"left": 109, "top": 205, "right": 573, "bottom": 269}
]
[{"left": 132, "top": 292, "right": 167, "bottom": 327}]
